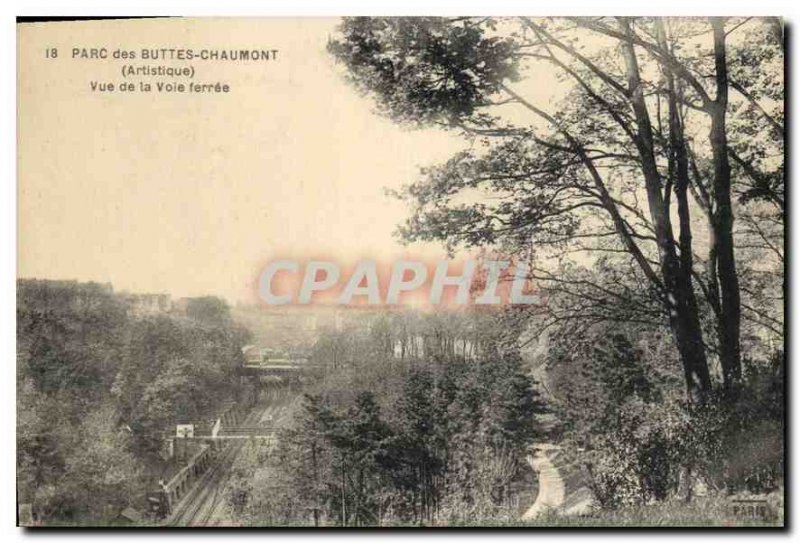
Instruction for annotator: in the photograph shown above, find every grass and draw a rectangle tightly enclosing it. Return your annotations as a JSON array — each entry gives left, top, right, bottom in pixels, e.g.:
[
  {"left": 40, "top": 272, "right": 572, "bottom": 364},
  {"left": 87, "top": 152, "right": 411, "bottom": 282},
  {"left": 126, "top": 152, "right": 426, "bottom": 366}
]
[
  {"left": 449, "top": 494, "right": 784, "bottom": 528},
  {"left": 23, "top": 493, "right": 784, "bottom": 528}
]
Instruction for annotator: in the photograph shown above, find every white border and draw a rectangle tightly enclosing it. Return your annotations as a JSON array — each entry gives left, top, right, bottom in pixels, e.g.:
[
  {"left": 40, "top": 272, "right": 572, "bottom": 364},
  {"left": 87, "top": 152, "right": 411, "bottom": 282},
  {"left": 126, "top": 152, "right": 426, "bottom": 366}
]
[
  {"left": 4, "top": 1, "right": 797, "bottom": 542},
  {"left": 9, "top": 0, "right": 800, "bottom": 17}
]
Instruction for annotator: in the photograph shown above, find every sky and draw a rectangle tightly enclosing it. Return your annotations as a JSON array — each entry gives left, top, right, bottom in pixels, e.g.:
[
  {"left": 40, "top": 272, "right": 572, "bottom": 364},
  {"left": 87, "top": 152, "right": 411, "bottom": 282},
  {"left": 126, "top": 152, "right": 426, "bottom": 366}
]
[
  {"left": 21, "top": 17, "right": 758, "bottom": 304},
  {"left": 18, "top": 18, "right": 468, "bottom": 303}
]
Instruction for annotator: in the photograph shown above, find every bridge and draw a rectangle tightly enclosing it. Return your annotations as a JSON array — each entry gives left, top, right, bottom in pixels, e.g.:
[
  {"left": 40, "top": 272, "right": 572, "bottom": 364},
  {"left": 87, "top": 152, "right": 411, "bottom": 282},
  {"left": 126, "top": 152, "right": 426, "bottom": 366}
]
[
  {"left": 237, "top": 358, "right": 319, "bottom": 378},
  {"left": 177, "top": 426, "right": 278, "bottom": 440}
]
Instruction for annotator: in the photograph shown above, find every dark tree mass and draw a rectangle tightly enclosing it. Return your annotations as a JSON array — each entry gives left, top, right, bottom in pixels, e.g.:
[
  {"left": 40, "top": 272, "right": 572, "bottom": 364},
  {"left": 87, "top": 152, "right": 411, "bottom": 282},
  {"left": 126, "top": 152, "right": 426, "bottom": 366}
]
[
  {"left": 329, "top": 17, "right": 783, "bottom": 402},
  {"left": 17, "top": 280, "right": 250, "bottom": 523},
  {"left": 326, "top": 16, "right": 783, "bottom": 521}
]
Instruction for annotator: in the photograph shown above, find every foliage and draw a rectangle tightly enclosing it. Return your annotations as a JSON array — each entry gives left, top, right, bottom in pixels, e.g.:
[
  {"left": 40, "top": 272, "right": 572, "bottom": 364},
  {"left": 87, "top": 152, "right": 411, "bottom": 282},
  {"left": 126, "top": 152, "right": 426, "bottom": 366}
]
[
  {"left": 329, "top": 16, "right": 784, "bottom": 515},
  {"left": 329, "top": 17, "right": 520, "bottom": 127},
  {"left": 16, "top": 279, "right": 248, "bottom": 524},
  {"left": 330, "top": 16, "right": 785, "bottom": 400},
  {"left": 547, "top": 321, "right": 783, "bottom": 508},
  {"left": 224, "top": 309, "right": 547, "bottom": 526}
]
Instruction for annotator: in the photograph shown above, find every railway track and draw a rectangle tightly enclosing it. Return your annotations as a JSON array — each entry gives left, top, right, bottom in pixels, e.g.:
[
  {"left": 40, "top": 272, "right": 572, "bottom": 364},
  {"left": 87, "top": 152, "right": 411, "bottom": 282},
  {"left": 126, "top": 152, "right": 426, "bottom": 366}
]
[
  {"left": 164, "top": 391, "right": 295, "bottom": 526},
  {"left": 165, "top": 405, "right": 266, "bottom": 526}
]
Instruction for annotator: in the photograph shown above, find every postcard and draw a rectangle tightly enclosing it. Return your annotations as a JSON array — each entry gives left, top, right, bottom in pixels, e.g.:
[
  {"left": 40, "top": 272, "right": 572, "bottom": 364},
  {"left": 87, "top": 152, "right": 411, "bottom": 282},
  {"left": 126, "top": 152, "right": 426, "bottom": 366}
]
[{"left": 16, "top": 16, "right": 784, "bottom": 527}]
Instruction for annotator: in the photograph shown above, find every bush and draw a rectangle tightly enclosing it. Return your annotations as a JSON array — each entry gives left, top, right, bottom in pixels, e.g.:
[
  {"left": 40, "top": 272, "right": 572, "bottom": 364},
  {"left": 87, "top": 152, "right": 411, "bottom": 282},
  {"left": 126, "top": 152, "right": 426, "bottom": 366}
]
[{"left": 549, "top": 324, "right": 784, "bottom": 507}]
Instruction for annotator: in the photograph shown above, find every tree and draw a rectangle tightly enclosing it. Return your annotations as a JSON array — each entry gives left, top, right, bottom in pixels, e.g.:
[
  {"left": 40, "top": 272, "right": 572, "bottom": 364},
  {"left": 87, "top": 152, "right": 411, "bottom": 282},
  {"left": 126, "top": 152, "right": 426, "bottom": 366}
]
[
  {"left": 266, "top": 309, "right": 547, "bottom": 525},
  {"left": 391, "top": 367, "right": 447, "bottom": 524},
  {"left": 325, "top": 392, "right": 392, "bottom": 526},
  {"left": 17, "top": 279, "right": 251, "bottom": 524},
  {"left": 280, "top": 394, "right": 336, "bottom": 525},
  {"left": 185, "top": 296, "right": 231, "bottom": 325},
  {"left": 329, "top": 17, "right": 784, "bottom": 402}
]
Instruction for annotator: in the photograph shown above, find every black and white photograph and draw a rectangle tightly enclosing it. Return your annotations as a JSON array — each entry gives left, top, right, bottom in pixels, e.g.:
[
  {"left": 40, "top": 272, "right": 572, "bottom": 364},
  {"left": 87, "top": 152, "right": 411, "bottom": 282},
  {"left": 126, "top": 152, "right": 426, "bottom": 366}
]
[{"left": 14, "top": 11, "right": 786, "bottom": 529}]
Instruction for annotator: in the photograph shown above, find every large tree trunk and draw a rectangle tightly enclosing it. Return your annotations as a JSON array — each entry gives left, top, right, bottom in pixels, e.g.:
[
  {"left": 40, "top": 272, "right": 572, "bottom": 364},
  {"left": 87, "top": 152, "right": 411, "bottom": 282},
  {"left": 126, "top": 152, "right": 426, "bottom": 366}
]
[
  {"left": 658, "top": 20, "right": 714, "bottom": 403},
  {"left": 709, "top": 18, "right": 742, "bottom": 390},
  {"left": 619, "top": 18, "right": 711, "bottom": 404}
]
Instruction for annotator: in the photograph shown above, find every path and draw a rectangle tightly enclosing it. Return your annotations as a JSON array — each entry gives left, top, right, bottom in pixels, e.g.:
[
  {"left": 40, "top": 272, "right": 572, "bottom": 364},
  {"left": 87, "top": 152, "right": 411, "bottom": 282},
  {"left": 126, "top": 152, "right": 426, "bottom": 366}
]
[
  {"left": 523, "top": 356, "right": 597, "bottom": 520},
  {"left": 522, "top": 443, "right": 598, "bottom": 520},
  {"left": 522, "top": 444, "right": 564, "bottom": 519}
]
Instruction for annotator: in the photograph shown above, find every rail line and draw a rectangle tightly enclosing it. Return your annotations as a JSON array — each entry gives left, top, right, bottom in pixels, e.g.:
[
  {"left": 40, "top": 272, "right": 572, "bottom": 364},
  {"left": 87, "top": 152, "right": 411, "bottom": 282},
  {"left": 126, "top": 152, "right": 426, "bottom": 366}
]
[
  {"left": 165, "top": 404, "right": 268, "bottom": 526},
  {"left": 163, "top": 389, "right": 295, "bottom": 526}
]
